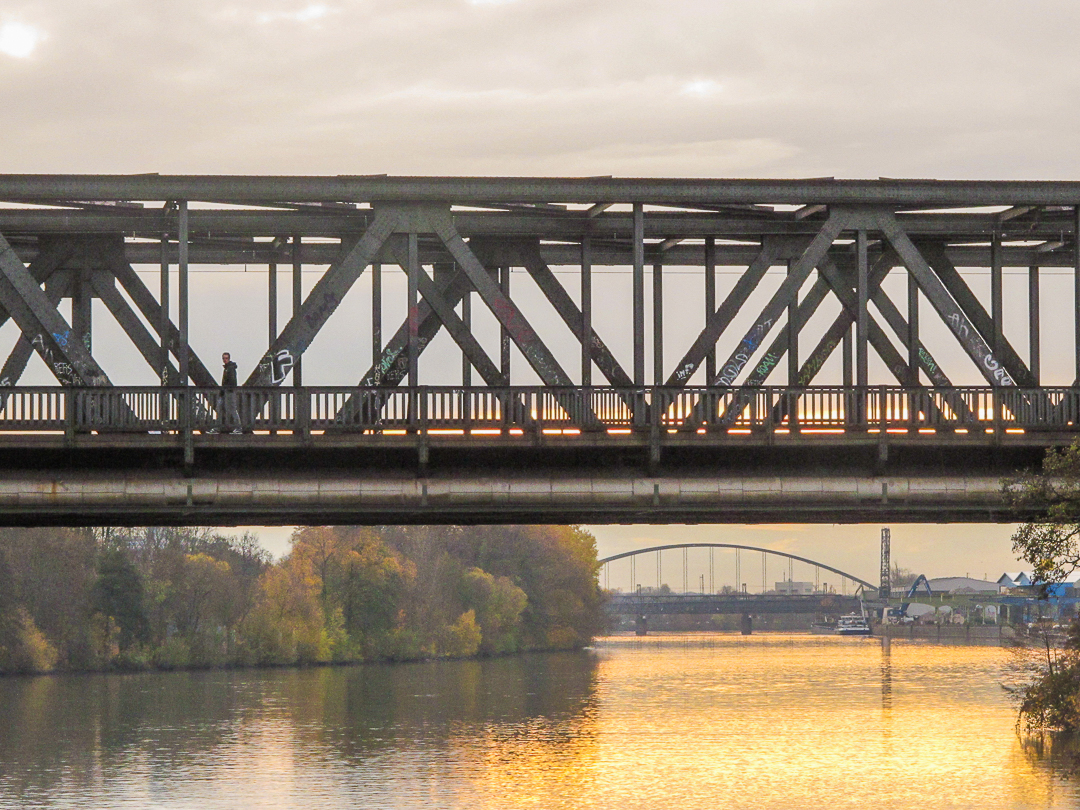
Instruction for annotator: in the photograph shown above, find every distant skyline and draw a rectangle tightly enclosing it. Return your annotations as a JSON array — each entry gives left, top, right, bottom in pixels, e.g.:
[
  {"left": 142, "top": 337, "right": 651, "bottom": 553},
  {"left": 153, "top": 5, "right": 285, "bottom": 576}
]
[{"left": 4, "top": 0, "right": 1075, "bottom": 573}]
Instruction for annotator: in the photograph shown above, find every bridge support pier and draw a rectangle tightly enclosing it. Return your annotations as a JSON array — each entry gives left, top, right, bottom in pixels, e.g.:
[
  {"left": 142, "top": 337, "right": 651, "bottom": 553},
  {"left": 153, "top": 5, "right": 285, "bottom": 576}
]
[
  {"left": 635, "top": 615, "right": 648, "bottom": 636},
  {"left": 741, "top": 613, "right": 753, "bottom": 635}
]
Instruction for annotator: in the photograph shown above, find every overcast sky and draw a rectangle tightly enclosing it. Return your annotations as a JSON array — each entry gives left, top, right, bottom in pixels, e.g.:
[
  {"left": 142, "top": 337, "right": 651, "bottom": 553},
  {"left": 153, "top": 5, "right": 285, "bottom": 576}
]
[
  {"left": 3, "top": 0, "right": 1080, "bottom": 178},
  {"left": 3, "top": 0, "right": 1077, "bottom": 578}
]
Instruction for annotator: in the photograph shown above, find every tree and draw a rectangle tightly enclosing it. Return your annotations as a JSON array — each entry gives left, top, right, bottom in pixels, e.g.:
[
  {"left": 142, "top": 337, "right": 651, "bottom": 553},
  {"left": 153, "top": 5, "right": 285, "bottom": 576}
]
[
  {"left": 461, "top": 567, "right": 527, "bottom": 654},
  {"left": 92, "top": 547, "right": 148, "bottom": 653},
  {"left": 889, "top": 564, "right": 919, "bottom": 593},
  {"left": 1005, "top": 440, "right": 1080, "bottom": 730},
  {"left": 1006, "top": 441, "right": 1080, "bottom": 587}
]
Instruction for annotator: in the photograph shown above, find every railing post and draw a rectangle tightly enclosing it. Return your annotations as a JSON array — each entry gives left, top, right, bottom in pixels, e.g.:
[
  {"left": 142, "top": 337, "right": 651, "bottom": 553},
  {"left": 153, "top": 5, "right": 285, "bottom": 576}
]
[
  {"left": 64, "top": 388, "right": 75, "bottom": 446},
  {"left": 297, "top": 386, "right": 310, "bottom": 439},
  {"left": 993, "top": 387, "right": 1002, "bottom": 441},
  {"left": 182, "top": 388, "right": 193, "bottom": 468},
  {"left": 418, "top": 387, "right": 429, "bottom": 470},
  {"left": 649, "top": 386, "right": 661, "bottom": 472}
]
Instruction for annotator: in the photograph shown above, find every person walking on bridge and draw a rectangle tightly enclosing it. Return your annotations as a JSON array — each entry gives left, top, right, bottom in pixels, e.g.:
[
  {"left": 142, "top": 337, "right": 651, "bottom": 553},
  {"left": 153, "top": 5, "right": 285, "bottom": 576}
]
[{"left": 217, "top": 352, "right": 242, "bottom": 434}]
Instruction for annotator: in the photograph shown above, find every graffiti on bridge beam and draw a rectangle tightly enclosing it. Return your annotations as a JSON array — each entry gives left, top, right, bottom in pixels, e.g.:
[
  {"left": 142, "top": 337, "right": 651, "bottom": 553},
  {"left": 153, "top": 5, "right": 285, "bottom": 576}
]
[
  {"left": 918, "top": 347, "right": 938, "bottom": 375},
  {"left": 261, "top": 349, "right": 295, "bottom": 385},
  {"left": 717, "top": 319, "right": 773, "bottom": 386},
  {"left": 371, "top": 337, "right": 430, "bottom": 386},
  {"left": 797, "top": 340, "right": 837, "bottom": 386},
  {"left": 754, "top": 352, "right": 780, "bottom": 380},
  {"left": 31, "top": 334, "right": 78, "bottom": 385},
  {"left": 945, "top": 312, "right": 1013, "bottom": 386},
  {"left": 303, "top": 289, "right": 340, "bottom": 331}
]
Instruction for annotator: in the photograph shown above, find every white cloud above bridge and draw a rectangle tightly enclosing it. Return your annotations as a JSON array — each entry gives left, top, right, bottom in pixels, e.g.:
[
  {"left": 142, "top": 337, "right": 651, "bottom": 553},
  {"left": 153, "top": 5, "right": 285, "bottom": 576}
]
[{"left": 0, "top": 0, "right": 1078, "bottom": 178}]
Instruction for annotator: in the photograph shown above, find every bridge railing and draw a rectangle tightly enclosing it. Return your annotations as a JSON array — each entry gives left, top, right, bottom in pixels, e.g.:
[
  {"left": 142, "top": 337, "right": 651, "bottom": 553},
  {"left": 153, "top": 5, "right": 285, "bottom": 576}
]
[{"left": 0, "top": 385, "right": 1075, "bottom": 435}]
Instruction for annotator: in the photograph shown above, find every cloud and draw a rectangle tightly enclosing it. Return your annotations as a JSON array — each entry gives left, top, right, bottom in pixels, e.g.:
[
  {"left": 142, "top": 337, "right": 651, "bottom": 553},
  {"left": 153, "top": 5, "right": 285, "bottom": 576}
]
[
  {"left": 256, "top": 3, "right": 332, "bottom": 24},
  {"left": 0, "top": 21, "right": 45, "bottom": 58},
  {"left": 680, "top": 79, "right": 721, "bottom": 97}
]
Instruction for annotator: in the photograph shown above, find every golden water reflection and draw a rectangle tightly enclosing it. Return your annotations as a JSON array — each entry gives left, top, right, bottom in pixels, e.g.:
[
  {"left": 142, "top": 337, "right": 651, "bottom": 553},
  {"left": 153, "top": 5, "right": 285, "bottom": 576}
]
[{"left": 1, "top": 635, "right": 1078, "bottom": 809}]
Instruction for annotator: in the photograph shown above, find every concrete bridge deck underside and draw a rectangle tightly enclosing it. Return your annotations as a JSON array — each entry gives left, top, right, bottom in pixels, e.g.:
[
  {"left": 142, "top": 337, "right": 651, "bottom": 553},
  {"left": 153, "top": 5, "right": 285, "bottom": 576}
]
[{"left": 0, "top": 434, "right": 1046, "bottom": 525}]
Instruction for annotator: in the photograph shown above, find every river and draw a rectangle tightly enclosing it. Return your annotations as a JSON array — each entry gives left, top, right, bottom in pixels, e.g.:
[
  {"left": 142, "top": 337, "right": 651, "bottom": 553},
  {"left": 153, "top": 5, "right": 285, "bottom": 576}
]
[{"left": 1, "top": 634, "right": 1077, "bottom": 809}]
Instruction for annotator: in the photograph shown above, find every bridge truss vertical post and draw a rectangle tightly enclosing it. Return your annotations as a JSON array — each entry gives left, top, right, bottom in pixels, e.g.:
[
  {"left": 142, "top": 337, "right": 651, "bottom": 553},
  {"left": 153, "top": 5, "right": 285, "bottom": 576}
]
[
  {"left": 461, "top": 286, "right": 472, "bottom": 387},
  {"left": 856, "top": 229, "right": 869, "bottom": 427},
  {"left": 1075, "top": 205, "right": 1080, "bottom": 384},
  {"left": 907, "top": 270, "right": 919, "bottom": 386},
  {"left": 159, "top": 230, "right": 170, "bottom": 385},
  {"left": 705, "top": 237, "right": 716, "bottom": 383},
  {"left": 372, "top": 261, "right": 381, "bottom": 367},
  {"left": 408, "top": 233, "right": 419, "bottom": 389},
  {"left": 499, "top": 265, "right": 510, "bottom": 381},
  {"left": 292, "top": 234, "right": 302, "bottom": 386},
  {"left": 268, "top": 260, "right": 277, "bottom": 348},
  {"left": 178, "top": 200, "right": 189, "bottom": 385},
  {"left": 1029, "top": 264, "right": 1040, "bottom": 383},
  {"left": 633, "top": 202, "right": 645, "bottom": 387},
  {"left": 653, "top": 259, "right": 663, "bottom": 386},
  {"left": 991, "top": 230, "right": 1003, "bottom": 355},
  {"left": 581, "top": 236, "right": 592, "bottom": 386},
  {"left": 787, "top": 258, "right": 798, "bottom": 386}
]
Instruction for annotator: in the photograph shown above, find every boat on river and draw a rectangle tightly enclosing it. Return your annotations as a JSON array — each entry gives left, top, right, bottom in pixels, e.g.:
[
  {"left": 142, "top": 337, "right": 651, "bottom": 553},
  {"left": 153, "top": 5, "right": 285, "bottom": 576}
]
[{"left": 810, "top": 613, "right": 873, "bottom": 636}]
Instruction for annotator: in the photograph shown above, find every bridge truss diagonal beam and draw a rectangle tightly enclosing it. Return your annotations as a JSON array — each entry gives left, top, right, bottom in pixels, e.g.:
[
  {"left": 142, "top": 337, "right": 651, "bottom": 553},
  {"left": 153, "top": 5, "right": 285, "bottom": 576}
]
[
  {"left": 495, "top": 238, "right": 634, "bottom": 388},
  {"left": 383, "top": 239, "right": 505, "bottom": 387},
  {"left": 917, "top": 241, "right": 1036, "bottom": 387},
  {"left": 432, "top": 216, "right": 573, "bottom": 387},
  {"left": 0, "top": 231, "right": 110, "bottom": 385},
  {"left": 0, "top": 270, "right": 70, "bottom": 387},
  {"left": 667, "top": 240, "right": 783, "bottom": 386},
  {"left": 89, "top": 271, "right": 182, "bottom": 384},
  {"left": 0, "top": 237, "right": 75, "bottom": 334},
  {"left": 105, "top": 254, "right": 216, "bottom": 387},
  {"left": 245, "top": 210, "right": 397, "bottom": 386},
  {"left": 876, "top": 212, "right": 1014, "bottom": 386},
  {"left": 358, "top": 267, "right": 471, "bottom": 388},
  {"left": 712, "top": 211, "right": 850, "bottom": 388}
]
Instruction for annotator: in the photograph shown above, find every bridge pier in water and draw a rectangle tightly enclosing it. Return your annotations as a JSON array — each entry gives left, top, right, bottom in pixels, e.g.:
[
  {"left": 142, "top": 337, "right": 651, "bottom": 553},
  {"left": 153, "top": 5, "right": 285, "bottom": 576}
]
[
  {"left": 635, "top": 615, "right": 648, "bottom": 636},
  {"left": 741, "top": 613, "right": 753, "bottom": 635}
]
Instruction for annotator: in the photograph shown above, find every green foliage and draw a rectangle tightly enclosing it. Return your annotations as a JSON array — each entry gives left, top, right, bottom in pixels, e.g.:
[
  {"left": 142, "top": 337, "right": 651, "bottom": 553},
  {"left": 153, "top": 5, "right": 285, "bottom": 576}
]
[
  {"left": 437, "top": 610, "right": 482, "bottom": 658},
  {"left": 461, "top": 567, "right": 527, "bottom": 654},
  {"left": 1007, "top": 440, "right": 1080, "bottom": 588},
  {"left": 92, "top": 547, "right": 148, "bottom": 652},
  {"left": 1007, "top": 442, "right": 1080, "bottom": 729}
]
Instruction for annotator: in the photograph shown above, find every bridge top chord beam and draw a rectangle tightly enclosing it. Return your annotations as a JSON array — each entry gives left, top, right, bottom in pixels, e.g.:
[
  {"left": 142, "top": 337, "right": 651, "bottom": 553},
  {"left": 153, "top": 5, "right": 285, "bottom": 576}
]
[{"left": 2, "top": 175, "right": 1080, "bottom": 207}]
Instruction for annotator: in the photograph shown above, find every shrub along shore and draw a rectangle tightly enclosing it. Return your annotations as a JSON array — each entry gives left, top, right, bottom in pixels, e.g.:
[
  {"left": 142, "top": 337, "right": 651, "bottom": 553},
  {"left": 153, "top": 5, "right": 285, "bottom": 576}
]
[{"left": 0, "top": 525, "right": 605, "bottom": 675}]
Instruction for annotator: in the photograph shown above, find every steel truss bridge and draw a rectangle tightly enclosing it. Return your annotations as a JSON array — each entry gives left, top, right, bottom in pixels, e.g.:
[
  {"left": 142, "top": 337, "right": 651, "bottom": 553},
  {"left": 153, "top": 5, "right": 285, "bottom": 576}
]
[{"left": 0, "top": 175, "right": 1078, "bottom": 525}]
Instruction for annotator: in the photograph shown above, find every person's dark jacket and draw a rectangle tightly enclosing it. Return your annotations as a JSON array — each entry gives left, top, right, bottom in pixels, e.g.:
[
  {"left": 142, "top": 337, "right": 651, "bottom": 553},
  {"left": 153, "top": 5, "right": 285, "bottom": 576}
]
[{"left": 222, "top": 361, "right": 238, "bottom": 387}]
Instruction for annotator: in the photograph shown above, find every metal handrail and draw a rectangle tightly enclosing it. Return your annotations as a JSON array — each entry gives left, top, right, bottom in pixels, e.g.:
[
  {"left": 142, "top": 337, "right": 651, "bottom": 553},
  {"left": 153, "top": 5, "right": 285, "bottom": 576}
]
[{"left": 0, "top": 385, "right": 1074, "bottom": 434}]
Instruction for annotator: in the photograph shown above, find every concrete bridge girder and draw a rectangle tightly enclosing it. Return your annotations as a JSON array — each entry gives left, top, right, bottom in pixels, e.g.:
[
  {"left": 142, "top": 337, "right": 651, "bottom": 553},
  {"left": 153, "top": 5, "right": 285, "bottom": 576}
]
[{"left": 0, "top": 469, "right": 1013, "bottom": 526}]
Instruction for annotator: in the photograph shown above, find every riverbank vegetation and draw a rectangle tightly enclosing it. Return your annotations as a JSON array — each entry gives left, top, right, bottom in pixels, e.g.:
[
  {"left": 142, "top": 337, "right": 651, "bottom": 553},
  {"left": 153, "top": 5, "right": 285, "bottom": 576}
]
[
  {"left": 0, "top": 525, "right": 604, "bottom": 675},
  {"left": 1007, "top": 440, "right": 1080, "bottom": 730}
]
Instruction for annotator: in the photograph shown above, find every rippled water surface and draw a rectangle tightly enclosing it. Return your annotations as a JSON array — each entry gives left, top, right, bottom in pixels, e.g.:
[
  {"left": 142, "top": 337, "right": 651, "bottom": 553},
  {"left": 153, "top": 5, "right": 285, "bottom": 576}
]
[{"left": 1, "top": 635, "right": 1078, "bottom": 809}]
